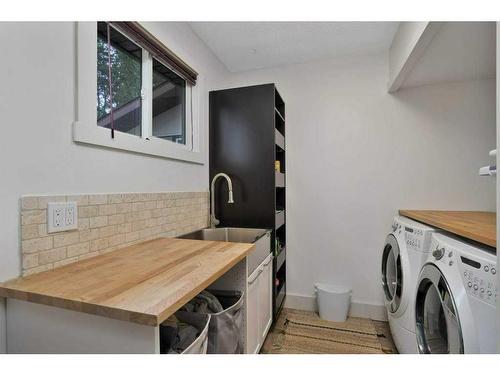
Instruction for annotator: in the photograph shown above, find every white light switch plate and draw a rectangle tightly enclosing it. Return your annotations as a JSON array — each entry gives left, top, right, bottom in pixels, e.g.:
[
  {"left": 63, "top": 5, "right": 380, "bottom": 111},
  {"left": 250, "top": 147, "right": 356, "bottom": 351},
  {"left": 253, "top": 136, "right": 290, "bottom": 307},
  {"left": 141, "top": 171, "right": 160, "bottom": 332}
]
[{"left": 48, "top": 202, "right": 78, "bottom": 233}]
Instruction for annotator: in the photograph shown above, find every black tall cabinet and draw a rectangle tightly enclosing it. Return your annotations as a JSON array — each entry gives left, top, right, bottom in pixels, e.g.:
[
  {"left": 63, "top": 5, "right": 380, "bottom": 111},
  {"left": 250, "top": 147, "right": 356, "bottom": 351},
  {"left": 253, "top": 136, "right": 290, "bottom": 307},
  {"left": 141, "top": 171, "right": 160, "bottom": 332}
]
[{"left": 209, "top": 83, "right": 286, "bottom": 320}]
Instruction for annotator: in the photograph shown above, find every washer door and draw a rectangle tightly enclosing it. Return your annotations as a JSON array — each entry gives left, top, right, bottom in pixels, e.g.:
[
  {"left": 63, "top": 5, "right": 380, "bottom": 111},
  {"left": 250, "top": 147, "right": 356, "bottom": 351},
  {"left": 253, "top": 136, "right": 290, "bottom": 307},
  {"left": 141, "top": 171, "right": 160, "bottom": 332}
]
[
  {"left": 381, "top": 234, "right": 403, "bottom": 313},
  {"left": 415, "top": 264, "right": 463, "bottom": 354}
]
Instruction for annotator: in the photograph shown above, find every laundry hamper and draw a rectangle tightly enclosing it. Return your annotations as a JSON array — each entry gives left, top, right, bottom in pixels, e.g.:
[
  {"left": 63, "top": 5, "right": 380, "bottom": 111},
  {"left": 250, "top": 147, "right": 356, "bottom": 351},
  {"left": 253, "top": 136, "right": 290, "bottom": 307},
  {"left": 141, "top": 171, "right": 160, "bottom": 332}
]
[
  {"left": 206, "top": 290, "right": 245, "bottom": 354},
  {"left": 160, "top": 311, "right": 211, "bottom": 354}
]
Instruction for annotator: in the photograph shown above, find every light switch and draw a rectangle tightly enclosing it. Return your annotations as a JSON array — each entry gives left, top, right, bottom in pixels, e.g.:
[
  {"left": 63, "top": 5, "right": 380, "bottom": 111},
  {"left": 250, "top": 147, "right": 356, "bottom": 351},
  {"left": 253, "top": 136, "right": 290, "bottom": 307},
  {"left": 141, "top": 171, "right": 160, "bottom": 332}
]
[{"left": 48, "top": 202, "right": 78, "bottom": 233}]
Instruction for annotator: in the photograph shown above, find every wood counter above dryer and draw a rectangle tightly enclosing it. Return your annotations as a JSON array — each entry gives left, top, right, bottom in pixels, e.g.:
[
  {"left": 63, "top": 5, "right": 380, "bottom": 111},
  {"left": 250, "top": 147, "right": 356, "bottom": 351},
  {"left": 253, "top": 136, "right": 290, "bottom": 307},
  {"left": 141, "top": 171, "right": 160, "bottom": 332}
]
[{"left": 399, "top": 210, "right": 496, "bottom": 249}]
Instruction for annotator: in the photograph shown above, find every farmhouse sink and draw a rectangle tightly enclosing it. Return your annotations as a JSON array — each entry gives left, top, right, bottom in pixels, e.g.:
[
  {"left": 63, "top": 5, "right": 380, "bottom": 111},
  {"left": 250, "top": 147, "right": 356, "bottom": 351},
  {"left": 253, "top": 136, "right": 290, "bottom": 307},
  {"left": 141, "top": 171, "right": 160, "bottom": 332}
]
[{"left": 178, "top": 227, "right": 271, "bottom": 274}]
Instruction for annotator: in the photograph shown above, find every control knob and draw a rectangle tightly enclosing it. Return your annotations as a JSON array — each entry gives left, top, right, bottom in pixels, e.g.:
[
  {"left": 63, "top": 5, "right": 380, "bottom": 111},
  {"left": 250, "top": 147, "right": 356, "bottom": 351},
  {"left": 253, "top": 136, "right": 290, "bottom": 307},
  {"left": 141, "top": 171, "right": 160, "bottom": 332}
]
[{"left": 432, "top": 246, "right": 445, "bottom": 260}]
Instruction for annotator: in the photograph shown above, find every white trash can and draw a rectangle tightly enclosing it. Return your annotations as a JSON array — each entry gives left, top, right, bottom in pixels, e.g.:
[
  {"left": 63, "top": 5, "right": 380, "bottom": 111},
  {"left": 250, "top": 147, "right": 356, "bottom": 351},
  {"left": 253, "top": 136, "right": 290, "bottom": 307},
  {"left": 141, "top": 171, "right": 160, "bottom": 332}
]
[{"left": 315, "top": 283, "right": 352, "bottom": 322}]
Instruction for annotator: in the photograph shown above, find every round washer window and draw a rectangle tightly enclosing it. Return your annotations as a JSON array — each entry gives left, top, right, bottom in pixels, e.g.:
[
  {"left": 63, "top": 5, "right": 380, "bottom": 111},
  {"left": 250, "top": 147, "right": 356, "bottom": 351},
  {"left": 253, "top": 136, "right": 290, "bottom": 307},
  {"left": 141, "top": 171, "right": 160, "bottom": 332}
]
[
  {"left": 381, "top": 235, "right": 402, "bottom": 312},
  {"left": 384, "top": 246, "right": 397, "bottom": 299},
  {"left": 415, "top": 265, "right": 463, "bottom": 354},
  {"left": 422, "top": 283, "right": 448, "bottom": 353}
]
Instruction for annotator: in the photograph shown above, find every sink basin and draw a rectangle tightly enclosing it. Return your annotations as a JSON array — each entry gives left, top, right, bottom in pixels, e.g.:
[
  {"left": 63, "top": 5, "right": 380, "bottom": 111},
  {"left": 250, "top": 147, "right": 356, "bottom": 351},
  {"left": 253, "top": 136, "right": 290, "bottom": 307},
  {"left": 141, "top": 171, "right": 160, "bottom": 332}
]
[
  {"left": 178, "top": 227, "right": 271, "bottom": 274},
  {"left": 179, "top": 227, "right": 268, "bottom": 243}
]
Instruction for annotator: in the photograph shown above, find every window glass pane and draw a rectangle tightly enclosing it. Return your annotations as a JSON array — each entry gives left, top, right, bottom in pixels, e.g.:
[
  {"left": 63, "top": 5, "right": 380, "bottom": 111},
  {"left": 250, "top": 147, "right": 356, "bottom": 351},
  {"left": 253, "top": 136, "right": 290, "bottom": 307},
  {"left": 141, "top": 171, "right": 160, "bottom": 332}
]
[
  {"left": 152, "top": 58, "right": 186, "bottom": 144},
  {"left": 97, "top": 22, "right": 142, "bottom": 136}
]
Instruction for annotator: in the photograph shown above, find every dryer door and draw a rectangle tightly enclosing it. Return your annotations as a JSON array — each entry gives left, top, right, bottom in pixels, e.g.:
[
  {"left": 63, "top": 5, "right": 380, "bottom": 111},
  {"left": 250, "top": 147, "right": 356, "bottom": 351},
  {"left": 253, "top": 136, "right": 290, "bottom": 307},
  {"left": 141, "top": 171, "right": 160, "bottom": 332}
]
[
  {"left": 415, "top": 264, "right": 463, "bottom": 354},
  {"left": 381, "top": 234, "right": 403, "bottom": 313}
]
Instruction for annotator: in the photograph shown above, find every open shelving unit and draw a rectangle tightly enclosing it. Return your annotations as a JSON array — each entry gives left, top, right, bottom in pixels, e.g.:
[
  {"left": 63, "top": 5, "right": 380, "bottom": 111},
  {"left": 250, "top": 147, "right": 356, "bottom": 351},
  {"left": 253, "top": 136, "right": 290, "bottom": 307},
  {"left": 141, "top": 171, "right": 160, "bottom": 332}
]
[
  {"left": 209, "top": 83, "right": 287, "bottom": 322},
  {"left": 273, "top": 89, "right": 286, "bottom": 319}
]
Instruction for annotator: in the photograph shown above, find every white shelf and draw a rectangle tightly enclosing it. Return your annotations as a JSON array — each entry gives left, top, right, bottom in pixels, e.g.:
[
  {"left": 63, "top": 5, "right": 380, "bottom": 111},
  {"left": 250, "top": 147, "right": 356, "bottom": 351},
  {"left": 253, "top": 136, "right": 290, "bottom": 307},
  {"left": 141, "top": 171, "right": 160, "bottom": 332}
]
[
  {"left": 276, "top": 210, "right": 285, "bottom": 229},
  {"left": 275, "top": 108, "right": 285, "bottom": 122},
  {"left": 275, "top": 172, "right": 285, "bottom": 187},
  {"left": 276, "top": 246, "right": 286, "bottom": 271},
  {"left": 275, "top": 129, "right": 285, "bottom": 150}
]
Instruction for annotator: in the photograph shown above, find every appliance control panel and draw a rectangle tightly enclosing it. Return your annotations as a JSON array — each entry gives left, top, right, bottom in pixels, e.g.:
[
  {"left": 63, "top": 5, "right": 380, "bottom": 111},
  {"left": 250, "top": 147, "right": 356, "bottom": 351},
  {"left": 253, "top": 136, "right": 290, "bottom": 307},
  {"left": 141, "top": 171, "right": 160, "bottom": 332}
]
[
  {"left": 459, "top": 257, "right": 497, "bottom": 307},
  {"left": 403, "top": 226, "right": 425, "bottom": 251},
  {"left": 430, "top": 238, "right": 497, "bottom": 306}
]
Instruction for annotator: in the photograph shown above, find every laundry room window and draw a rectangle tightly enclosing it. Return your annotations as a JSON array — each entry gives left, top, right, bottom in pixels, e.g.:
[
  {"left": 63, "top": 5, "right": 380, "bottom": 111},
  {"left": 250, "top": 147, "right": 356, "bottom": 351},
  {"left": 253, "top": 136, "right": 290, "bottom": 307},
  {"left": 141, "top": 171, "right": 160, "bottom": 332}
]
[
  {"left": 73, "top": 22, "right": 203, "bottom": 164},
  {"left": 151, "top": 57, "right": 187, "bottom": 145},
  {"left": 97, "top": 22, "right": 143, "bottom": 137}
]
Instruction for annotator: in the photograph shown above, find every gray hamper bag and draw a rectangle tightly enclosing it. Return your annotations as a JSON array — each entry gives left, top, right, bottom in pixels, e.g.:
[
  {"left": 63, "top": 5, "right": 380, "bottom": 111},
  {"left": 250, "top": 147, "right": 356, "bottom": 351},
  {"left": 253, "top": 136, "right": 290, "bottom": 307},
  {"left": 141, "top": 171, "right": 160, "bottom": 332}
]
[
  {"left": 207, "top": 290, "right": 245, "bottom": 354},
  {"left": 160, "top": 311, "right": 210, "bottom": 354}
]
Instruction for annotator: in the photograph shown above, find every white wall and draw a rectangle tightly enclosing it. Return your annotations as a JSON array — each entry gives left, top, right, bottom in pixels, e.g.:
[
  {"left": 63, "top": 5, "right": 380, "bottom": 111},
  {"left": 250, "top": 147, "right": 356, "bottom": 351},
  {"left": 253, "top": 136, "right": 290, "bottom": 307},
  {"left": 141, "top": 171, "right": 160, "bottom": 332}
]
[
  {"left": 228, "top": 53, "right": 496, "bottom": 314},
  {"left": 0, "top": 21, "right": 230, "bottom": 352}
]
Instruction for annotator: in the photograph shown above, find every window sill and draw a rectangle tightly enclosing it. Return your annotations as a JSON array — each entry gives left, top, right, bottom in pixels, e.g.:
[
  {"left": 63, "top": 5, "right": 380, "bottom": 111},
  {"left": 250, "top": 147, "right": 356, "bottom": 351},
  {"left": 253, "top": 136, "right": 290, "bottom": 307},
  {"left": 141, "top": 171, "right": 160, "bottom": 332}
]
[{"left": 72, "top": 122, "right": 204, "bottom": 164}]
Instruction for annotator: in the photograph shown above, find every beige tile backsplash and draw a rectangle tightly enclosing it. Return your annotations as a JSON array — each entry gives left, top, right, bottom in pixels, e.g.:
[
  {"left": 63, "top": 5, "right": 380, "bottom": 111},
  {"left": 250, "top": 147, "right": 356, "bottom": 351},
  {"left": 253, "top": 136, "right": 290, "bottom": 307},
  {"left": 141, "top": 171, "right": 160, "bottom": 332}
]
[{"left": 20, "top": 192, "right": 209, "bottom": 276}]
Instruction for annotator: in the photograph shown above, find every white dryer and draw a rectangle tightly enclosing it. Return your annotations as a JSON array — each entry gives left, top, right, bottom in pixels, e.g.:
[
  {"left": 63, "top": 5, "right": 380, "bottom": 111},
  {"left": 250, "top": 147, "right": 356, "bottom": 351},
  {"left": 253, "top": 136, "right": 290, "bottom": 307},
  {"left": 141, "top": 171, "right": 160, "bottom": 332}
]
[
  {"left": 415, "top": 233, "right": 497, "bottom": 354},
  {"left": 381, "top": 215, "right": 438, "bottom": 353}
]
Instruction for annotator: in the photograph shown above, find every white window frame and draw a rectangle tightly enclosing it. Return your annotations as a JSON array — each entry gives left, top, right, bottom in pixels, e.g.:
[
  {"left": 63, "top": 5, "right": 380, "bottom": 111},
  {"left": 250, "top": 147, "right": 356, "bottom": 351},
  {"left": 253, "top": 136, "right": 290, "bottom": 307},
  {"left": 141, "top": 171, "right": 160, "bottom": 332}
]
[{"left": 73, "top": 22, "right": 204, "bottom": 164}]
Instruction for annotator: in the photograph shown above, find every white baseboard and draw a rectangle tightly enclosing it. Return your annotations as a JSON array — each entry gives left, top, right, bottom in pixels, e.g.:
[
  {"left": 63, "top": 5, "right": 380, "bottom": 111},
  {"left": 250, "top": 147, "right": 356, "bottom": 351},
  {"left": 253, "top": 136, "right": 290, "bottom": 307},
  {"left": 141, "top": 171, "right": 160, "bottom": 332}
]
[
  {"left": 284, "top": 293, "right": 387, "bottom": 322},
  {"left": 349, "top": 301, "right": 388, "bottom": 321},
  {"left": 284, "top": 293, "right": 317, "bottom": 311}
]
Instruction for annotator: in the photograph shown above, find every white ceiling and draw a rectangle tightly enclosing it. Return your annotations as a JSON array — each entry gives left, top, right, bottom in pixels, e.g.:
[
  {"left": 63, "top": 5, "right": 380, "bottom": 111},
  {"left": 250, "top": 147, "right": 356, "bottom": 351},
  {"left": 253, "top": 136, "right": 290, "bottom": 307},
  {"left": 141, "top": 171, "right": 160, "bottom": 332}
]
[
  {"left": 189, "top": 22, "right": 399, "bottom": 72},
  {"left": 402, "top": 22, "right": 496, "bottom": 89}
]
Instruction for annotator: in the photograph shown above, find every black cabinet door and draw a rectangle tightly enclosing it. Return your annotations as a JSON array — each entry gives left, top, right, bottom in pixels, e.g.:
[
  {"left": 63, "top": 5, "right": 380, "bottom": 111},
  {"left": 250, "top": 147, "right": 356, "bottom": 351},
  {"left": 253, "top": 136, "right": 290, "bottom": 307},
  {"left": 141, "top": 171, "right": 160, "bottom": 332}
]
[{"left": 209, "top": 84, "right": 276, "bottom": 229}]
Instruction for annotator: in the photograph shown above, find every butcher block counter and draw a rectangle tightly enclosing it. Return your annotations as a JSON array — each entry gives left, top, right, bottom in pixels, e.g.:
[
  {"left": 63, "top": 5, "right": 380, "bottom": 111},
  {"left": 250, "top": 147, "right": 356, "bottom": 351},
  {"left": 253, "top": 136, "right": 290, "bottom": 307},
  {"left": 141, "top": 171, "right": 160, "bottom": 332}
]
[
  {"left": 0, "top": 237, "right": 254, "bottom": 327},
  {"left": 399, "top": 210, "right": 496, "bottom": 248}
]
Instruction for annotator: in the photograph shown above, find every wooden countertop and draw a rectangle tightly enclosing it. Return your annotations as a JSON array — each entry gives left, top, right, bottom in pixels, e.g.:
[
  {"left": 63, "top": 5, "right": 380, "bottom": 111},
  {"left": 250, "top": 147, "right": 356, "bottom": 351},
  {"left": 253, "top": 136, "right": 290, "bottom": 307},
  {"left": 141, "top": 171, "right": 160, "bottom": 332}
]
[
  {"left": 0, "top": 237, "right": 254, "bottom": 326},
  {"left": 399, "top": 210, "right": 496, "bottom": 248}
]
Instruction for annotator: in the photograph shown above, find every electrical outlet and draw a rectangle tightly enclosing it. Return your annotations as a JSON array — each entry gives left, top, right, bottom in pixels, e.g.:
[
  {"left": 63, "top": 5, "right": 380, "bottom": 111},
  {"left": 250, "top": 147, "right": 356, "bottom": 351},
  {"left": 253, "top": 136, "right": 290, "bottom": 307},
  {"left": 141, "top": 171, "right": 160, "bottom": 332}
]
[
  {"left": 48, "top": 202, "right": 78, "bottom": 233},
  {"left": 65, "top": 203, "right": 77, "bottom": 227},
  {"left": 53, "top": 206, "right": 64, "bottom": 229}
]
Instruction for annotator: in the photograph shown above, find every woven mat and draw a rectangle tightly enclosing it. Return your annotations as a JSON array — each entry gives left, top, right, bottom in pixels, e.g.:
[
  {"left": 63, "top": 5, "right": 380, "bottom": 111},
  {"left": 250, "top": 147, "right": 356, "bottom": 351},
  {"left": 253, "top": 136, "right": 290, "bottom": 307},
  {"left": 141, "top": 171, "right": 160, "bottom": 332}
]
[{"left": 270, "top": 309, "right": 387, "bottom": 354}]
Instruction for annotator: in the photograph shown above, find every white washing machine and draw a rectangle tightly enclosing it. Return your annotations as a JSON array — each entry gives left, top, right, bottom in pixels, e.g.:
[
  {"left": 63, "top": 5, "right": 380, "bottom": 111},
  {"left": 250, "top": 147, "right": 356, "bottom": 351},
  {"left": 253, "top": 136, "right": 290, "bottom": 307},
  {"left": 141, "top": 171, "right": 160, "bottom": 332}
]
[
  {"left": 381, "top": 215, "right": 438, "bottom": 354},
  {"left": 415, "top": 233, "right": 497, "bottom": 353}
]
